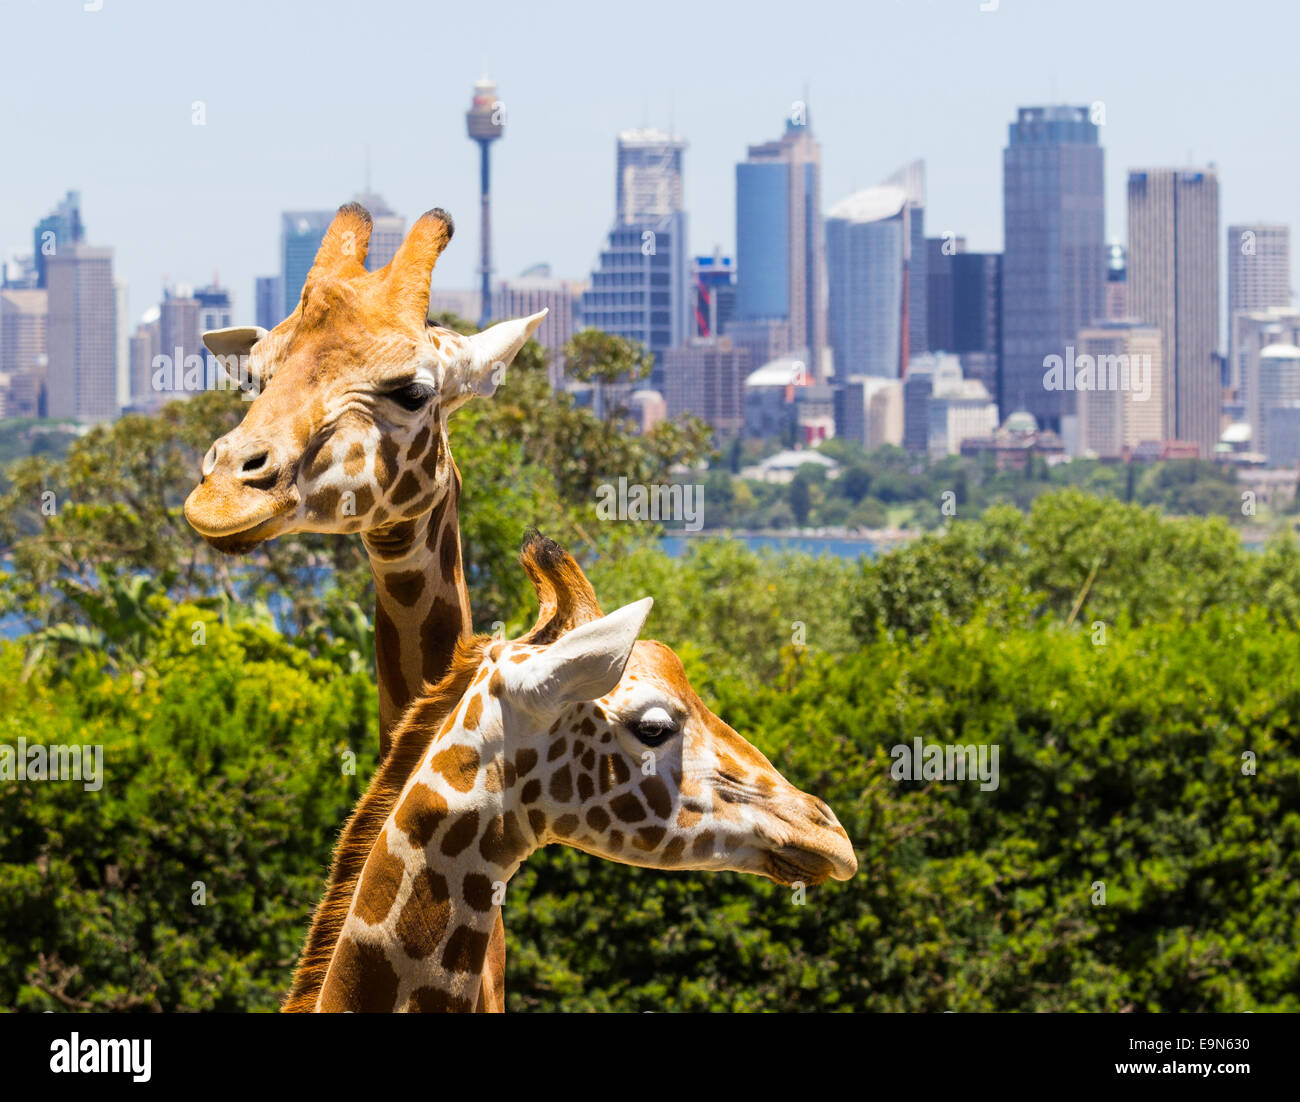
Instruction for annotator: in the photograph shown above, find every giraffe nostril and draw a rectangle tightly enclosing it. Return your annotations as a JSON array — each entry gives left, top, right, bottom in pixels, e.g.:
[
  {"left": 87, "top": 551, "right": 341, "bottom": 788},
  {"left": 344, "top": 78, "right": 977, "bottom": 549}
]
[{"left": 241, "top": 451, "right": 270, "bottom": 474}]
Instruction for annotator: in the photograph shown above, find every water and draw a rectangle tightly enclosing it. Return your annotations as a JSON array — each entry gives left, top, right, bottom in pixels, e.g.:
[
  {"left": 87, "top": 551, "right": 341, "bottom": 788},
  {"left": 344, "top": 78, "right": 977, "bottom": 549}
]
[{"left": 659, "top": 534, "right": 880, "bottom": 560}]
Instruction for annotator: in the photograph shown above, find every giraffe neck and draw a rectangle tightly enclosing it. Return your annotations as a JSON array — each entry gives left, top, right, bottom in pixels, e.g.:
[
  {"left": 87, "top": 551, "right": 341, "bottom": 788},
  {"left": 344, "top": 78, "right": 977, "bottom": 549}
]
[
  {"left": 316, "top": 681, "right": 533, "bottom": 1012},
  {"left": 363, "top": 458, "right": 470, "bottom": 759}
]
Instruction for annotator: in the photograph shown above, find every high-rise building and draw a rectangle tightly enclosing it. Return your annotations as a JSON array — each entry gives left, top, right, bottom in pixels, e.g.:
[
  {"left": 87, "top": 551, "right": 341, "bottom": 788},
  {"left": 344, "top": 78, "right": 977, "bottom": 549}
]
[
  {"left": 1105, "top": 241, "right": 1128, "bottom": 321},
  {"left": 661, "top": 337, "right": 750, "bottom": 438},
  {"left": 195, "top": 283, "right": 233, "bottom": 336},
  {"left": 0, "top": 288, "right": 48, "bottom": 418},
  {"left": 114, "top": 278, "right": 130, "bottom": 410},
  {"left": 1001, "top": 106, "right": 1106, "bottom": 433},
  {"left": 129, "top": 308, "right": 161, "bottom": 408},
  {"left": 1233, "top": 305, "right": 1300, "bottom": 458},
  {"left": 1128, "top": 166, "right": 1221, "bottom": 455},
  {"left": 33, "top": 191, "right": 85, "bottom": 289},
  {"left": 691, "top": 252, "right": 736, "bottom": 339},
  {"left": 45, "top": 245, "right": 116, "bottom": 421},
  {"left": 254, "top": 275, "right": 283, "bottom": 332},
  {"left": 582, "top": 213, "right": 689, "bottom": 393},
  {"left": 1074, "top": 322, "right": 1165, "bottom": 458},
  {"left": 616, "top": 129, "right": 686, "bottom": 225},
  {"left": 466, "top": 76, "right": 505, "bottom": 327},
  {"left": 732, "top": 108, "right": 826, "bottom": 380},
  {"left": 1227, "top": 224, "right": 1290, "bottom": 390},
  {"left": 159, "top": 286, "right": 202, "bottom": 396},
  {"left": 882, "top": 160, "right": 927, "bottom": 362},
  {"left": 826, "top": 186, "right": 909, "bottom": 380},
  {"left": 925, "top": 235, "right": 964, "bottom": 353},
  {"left": 492, "top": 265, "right": 584, "bottom": 387},
  {"left": 1255, "top": 343, "right": 1300, "bottom": 462},
  {"left": 281, "top": 211, "right": 333, "bottom": 318}
]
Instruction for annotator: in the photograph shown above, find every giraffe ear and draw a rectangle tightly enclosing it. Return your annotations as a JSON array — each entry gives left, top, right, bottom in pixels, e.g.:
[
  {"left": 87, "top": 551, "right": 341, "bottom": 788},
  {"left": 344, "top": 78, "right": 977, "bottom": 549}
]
[
  {"left": 203, "top": 326, "right": 268, "bottom": 392},
  {"left": 442, "top": 310, "right": 547, "bottom": 406},
  {"left": 508, "top": 597, "right": 653, "bottom": 710}
]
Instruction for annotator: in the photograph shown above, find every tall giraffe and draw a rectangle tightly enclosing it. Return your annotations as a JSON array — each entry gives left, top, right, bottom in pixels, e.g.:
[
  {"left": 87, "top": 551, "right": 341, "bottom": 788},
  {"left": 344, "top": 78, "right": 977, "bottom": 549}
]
[
  {"left": 183, "top": 202, "right": 541, "bottom": 1010},
  {"left": 286, "top": 531, "right": 857, "bottom": 1012}
]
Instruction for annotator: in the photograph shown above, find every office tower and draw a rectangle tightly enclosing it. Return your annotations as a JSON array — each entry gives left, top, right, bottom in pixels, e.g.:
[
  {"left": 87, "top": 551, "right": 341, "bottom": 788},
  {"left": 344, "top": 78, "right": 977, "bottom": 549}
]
[
  {"left": 254, "top": 275, "right": 283, "bottom": 332},
  {"left": 826, "top": 186, "right": 909, "bottom": 380},
  {"left": 582, "top": 213, "right": 688, "bottom": 393},
  {"left": 1001, "top": 106, "right": 1106, "bottom": 433},
  {"left": 428, "top": 289, "right": 482, "bottom": 324},
  {"left": 584, "top": 128, "right": 689, "bottom": 394},
  {"left": 281, "top": 211, "right": 333, "bottom": 317},
  {"left": 661, "top": 337, "right": 750, "bottom": 438},
  {"left": 1234, "top": 306, "right": 1300, "bottom": 456},
  {"left": 951, "top": 251, "right": 1002, "bottom": 400},
  {"left": 466, "top": 76, "right": 505, "bottom": 326},
  {"left": 920, "top": 354, "right": 999, "bottom": 456},
  {"left": 1227, "top": 224, "right": 1290, "bottom": 390},
  {"left": 834, "top": 376, "right": 903, "bottom": 450},
  {"left": 1074, "top": 322, "right": 1165, "bottom": 457},
  {"left": 731, "top": 108, "right": 826, "bottom": 380},
  {"left": 1228, "top": 224, "right": 1290, "bottom": 317},
  {"left": 617, "top": 129, "right": 686, "bottom": 225},
  {"left": 1255, "top": 343, "right": 1300, "bottom": 462},
  {"left": 1105, "top": 241, "right": 1128, "bottom": 321},
  {"left": 114, "top": 278, "right": 130, "bottom": 410},
  {"left": 129, "top": 309, "right": 161, "bottom": 407},
  {"left": 33, "top": 191, "right": 85, "bottom": 289},
  {"left": 925, "top": 234, "right": 964, "bottom": 352},
  {"left": 882, "top": 160, "right": 927, "bottom": 361},
  {"left": 159, "top": 286, "right": 201, "bottom": 394},
  {"left": 45, "top": 245, "right": 116, "bottom": 421},
  {"left": 195, "top": 283, "right": 233, "bottom": 335},
  {"left": 1128, "top": 166, "right": 1221, "bottom": 455},
  {"left": 492, "top": 265, "right": 584, "bottom": 387},
  {"left": 691, "top": 252, "right": 736, "bottom": 338},
  {"left": 352, "top": 192, "right": 405, "bottom": 271},
  {"left": 0, "top": 288, "right": 48, "bottom": 417}
]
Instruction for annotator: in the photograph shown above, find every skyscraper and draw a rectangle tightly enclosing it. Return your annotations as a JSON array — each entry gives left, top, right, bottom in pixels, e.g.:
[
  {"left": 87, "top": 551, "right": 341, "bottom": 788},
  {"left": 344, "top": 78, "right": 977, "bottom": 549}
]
[
  {"left": 159, "top": 286, "right": 202, "bottom": 395},
  {"left": 45, "top": 244, "right": 116, "bottom": 421},
  {"left": 825, "top": 185, "right": 909, "bottom": 379},
  {"left": 1227, "top": 224, "right": 1290, "bottom": 390},
  {"left": 1074, "top": 321, "right": 1165, "bottom": 457},
  {"left": 616, "top": 129, "right": 686, "bottom": 225},
  {"left": 254, "top": 275, "right": 283, "bottom": 332},
  {"left": 33, "top": 191, "right": 85, "bottom": 289},
  {"left": 732, "top": 107, "right": 826, "bottom": 380},
  {"left": 1001, "top": 106, "right": 1106, "bottom": 433},
  {"left": 0, "top": 288, "right": 48, "bottom": 417},
  {"left": 691, "top": 253, "right": 736, "bottom": 339},
  {"left": 581, "top": 213, "right": 688, "bottom": 393},
  {"left": 881, "top": 160, "right": 927, "bottom": 362},
  {"left": 466, "top": 77, "right": 505, "bottom": 327},
  {"left": 662, "top": 337, "right": 750, "bottom": 438},
  {"left": 281, "top": 211, "right": 333, "bottom": 318},
  {"left": 1127, "top": 166, "right": 1221, "bottom": 455},
  {"left": 583, "top": 129, "right": 690, "bottom": 394}
]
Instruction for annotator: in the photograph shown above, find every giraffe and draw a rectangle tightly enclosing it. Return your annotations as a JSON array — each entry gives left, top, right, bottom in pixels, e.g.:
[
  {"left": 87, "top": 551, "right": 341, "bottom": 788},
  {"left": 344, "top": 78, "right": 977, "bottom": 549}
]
[
  {"left": 183, "top": 202, "right": 541, "bottom": 1010},
  {"left": 285, "top": 531, "right": 858, "bottom": 1012}
]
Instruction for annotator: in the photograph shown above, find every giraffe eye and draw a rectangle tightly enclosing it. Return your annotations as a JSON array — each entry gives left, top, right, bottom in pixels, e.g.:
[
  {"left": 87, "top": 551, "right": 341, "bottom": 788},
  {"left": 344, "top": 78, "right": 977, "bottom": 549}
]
[
  {"left": 629, "top": 707, "right": 678, "bottom": 747},
  {"left": 386, "top": 381, "right": 436, "bottom": 412}
]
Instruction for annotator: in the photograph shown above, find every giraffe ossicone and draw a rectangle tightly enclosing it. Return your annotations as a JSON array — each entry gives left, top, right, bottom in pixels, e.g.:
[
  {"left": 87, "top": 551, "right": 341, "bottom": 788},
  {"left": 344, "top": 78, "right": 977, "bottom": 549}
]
[{"left": 287, "top": 531, "right": 858, "bottom": 1013}]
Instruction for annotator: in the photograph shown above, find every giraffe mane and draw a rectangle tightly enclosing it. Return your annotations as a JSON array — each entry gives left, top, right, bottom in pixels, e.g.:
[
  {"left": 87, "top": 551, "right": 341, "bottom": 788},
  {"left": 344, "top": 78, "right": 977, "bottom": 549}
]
[
  {"left": 516, "top": 528, "right": 603, "bottom": 645},
  {"left": 283, "top": 633, "right": 489, "bottom": 1013}
]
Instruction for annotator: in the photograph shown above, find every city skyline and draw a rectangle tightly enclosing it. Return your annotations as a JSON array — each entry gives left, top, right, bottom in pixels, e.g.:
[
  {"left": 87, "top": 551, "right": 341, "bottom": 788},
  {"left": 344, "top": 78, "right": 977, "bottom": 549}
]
[{"left": 1, "top": 0, "right": 1296, "bottom": 328}]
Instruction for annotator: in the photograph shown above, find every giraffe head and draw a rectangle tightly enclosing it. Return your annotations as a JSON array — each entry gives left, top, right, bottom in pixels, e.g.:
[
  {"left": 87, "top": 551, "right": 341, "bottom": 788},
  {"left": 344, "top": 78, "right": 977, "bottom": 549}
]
[
  {"left": 183, "top": 202, "right": 545, "bottom": 554},
  {"left": 473, "top": 533, "right": 859, "bottom": 886}
]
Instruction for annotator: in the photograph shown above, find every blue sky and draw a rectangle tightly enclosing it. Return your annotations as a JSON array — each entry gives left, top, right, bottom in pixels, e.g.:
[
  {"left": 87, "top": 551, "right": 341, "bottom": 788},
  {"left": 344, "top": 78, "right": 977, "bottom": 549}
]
[{"left": 3, "top": 0, "right": 1296, "bottom": 325}]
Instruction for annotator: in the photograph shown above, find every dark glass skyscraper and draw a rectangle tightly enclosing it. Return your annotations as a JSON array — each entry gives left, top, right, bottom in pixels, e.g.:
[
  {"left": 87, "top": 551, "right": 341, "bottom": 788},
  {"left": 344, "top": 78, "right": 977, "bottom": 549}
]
[{"left": 1001, "top": 106, "right": 1106, "bottom": 432}]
